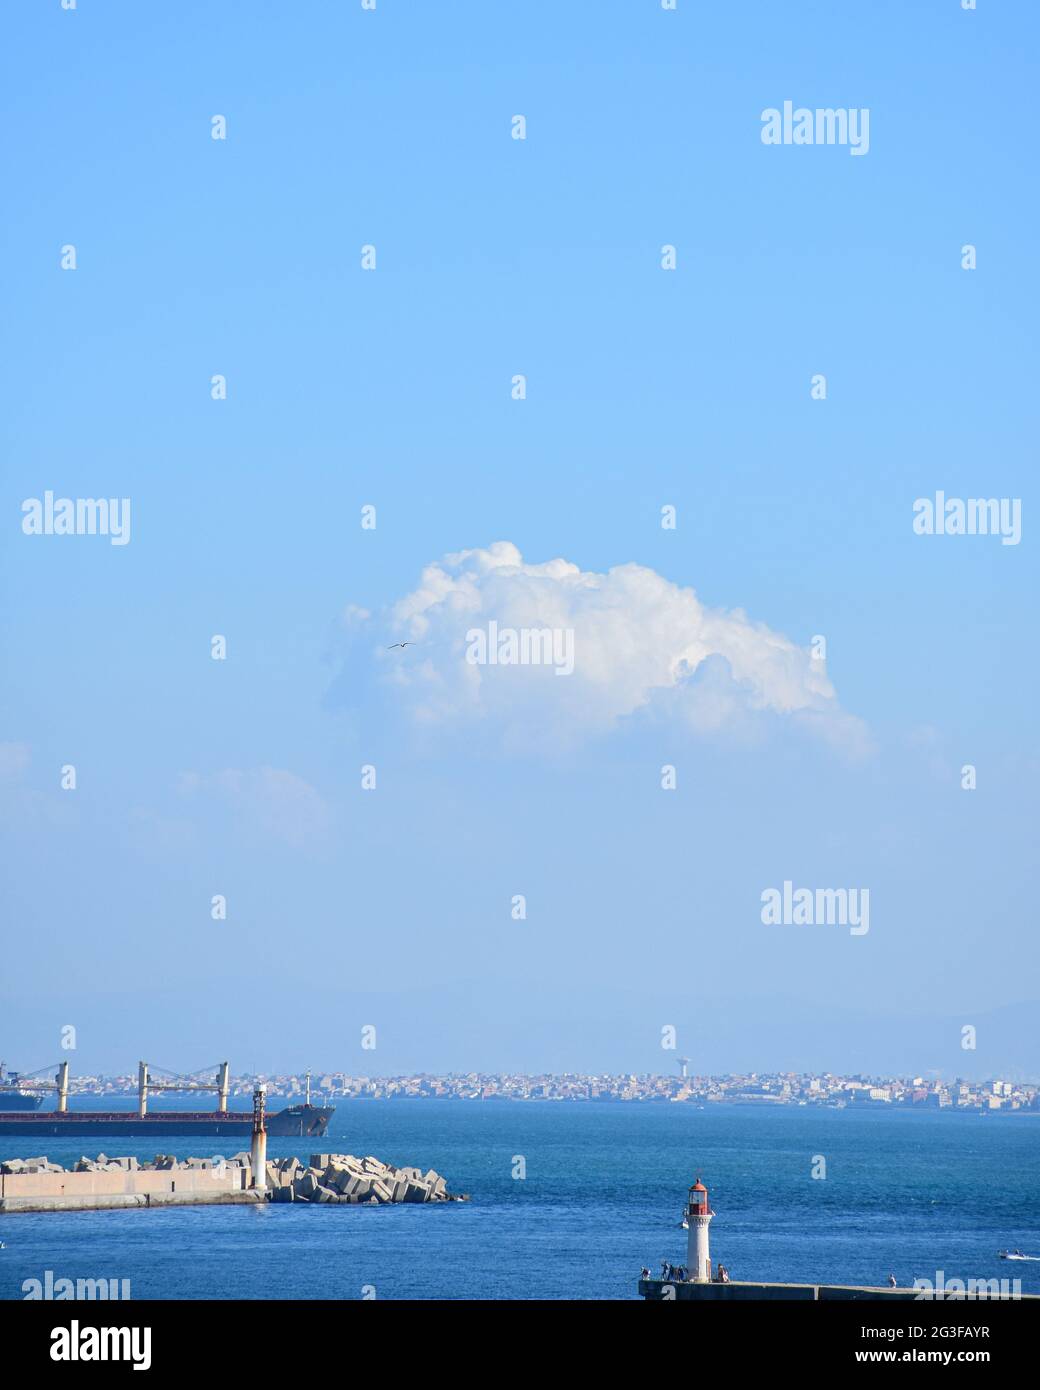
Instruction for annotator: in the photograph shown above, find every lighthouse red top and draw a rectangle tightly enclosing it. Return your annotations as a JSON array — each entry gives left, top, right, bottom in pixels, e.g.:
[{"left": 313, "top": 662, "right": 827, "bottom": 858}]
[{"left": 688, "top": 1178, "right": 712, "bottom": 1216}]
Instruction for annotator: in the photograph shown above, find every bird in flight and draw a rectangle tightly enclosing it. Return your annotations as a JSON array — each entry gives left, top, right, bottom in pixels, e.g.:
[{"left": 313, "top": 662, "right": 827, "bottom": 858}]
[{"left": 386, "top": 642, "right": 415, "bottom": 649}]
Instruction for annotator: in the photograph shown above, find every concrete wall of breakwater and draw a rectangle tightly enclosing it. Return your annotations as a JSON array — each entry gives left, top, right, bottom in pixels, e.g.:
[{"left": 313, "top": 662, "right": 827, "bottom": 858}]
[
  {"left": 0, "top": 1150, "right": 459, "bottom": 1213},
  {"left": 0, "top": 1167, "right": 254, "bottom": 1214},
  {"left": 638, "top": 1279, "right": 1039, "bottom": 1302}
]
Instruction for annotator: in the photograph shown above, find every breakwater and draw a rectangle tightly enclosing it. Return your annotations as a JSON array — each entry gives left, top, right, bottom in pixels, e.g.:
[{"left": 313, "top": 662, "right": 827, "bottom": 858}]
[
  {"left": 638, "top": 1278, "right": 1039, "bottom": 1301},
  {"left": 1, "top": 1154, "right": 255, "bottom": 1213},
  {"left": 271, "top": 1152, "right": 464, "bottom": 1204},
  {"left": 0, "top": 1151, "right": 461, "bottom": 1214}
]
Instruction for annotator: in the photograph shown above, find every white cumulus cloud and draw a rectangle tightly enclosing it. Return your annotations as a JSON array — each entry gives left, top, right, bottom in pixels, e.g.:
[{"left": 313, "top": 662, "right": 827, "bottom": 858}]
[{"left": 365, "top": 542, "right": 868, "bottom": 754}]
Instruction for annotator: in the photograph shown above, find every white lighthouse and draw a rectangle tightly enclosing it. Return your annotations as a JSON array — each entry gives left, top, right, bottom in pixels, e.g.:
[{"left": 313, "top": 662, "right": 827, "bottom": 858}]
[{"left": 686, "top": 1178, "right": 714, "bottom": 1282}]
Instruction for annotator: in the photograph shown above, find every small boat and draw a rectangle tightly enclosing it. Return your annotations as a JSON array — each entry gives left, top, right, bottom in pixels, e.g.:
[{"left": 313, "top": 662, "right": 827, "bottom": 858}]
[
  {"left": 998, "top": 1250, "right": 1039, "bottom": 1261},
  {"left": 679, "top": 1214, "right": 689, "bottom": 1229}
]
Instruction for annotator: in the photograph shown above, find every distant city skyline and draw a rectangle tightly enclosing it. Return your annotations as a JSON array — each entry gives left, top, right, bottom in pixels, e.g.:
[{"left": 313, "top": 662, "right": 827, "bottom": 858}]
[{"left": 12, "top": 1067, "right": 1038, "bottom": 1111}]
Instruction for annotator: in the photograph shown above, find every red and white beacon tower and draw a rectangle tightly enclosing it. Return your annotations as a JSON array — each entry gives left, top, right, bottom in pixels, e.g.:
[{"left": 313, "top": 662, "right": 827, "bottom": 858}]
[{"left": 686, "top": 1179, "right": 714, "bottom": 1282}]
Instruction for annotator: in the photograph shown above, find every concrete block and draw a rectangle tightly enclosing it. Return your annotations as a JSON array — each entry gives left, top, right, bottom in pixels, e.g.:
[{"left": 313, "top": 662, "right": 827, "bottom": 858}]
[
  {"left": 326, "top": 1165, "right": 353, "bottom": 1193},
  {"left": 312, "top": 1184, "right": 338, "bottom": 1203},
  {"left": 309, "top": 1153, "right": 331, "bottom": 1170},
  {"left": 270, "top": 1185, "right": 294, "bottom": 1203},
  {"left": 403, "top": 1181, "right": 430, "bottom": 1203},
  {"left": 293, "top": 1171, "right": 320, "bottom": 1200}
]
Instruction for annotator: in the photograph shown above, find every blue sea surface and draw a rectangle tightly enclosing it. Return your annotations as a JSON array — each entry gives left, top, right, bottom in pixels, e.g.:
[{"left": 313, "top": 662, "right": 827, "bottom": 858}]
[{"left": 1, "top": 1100, "right": 1038, "bottom": 1300}]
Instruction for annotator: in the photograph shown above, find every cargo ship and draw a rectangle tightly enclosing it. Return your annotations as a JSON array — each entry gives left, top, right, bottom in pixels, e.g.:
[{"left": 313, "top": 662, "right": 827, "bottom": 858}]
[
  {"left": 0, "top": 1060, "right": 333, "bottom": 1138},
  {"left": 0, "top": 1103, "right": 332, "bottom": 1138}
]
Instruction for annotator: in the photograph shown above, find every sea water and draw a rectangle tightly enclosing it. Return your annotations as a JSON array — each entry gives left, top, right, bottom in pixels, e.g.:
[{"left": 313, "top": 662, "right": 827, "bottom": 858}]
[{"left": 1, "top": 1100, "right": 1038, "bottom": 1300}]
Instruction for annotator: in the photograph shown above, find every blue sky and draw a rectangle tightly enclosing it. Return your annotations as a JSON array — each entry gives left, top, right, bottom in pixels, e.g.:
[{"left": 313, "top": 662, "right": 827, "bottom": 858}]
[{"left": 1, "top": 1, "right": 1036, "bottom": 1080}]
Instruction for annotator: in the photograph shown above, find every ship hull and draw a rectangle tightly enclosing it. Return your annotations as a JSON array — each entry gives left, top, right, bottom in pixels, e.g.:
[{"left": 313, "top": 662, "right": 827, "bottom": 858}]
[{"left": 0, "top": 1105, "right": 333, "bottom": 1138}]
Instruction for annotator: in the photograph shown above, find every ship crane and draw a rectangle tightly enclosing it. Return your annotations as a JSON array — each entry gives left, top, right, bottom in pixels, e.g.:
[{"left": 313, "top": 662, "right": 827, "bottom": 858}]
[
  {"left": 136, "top": 1061, "right": 232, "bottom": 1118},
  {"left": 0, "top": 1060, "right": 73, "bottom": 1111}
]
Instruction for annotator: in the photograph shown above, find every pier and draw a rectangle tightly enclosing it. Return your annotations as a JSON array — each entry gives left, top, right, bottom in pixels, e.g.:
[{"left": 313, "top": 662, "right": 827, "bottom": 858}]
[
  {"left": 640, "top": 1176, "right": 1038, "bottom": 1302},
  {"left": 639, "top": 1278, "right": 1038, "bottom": 1301},
  {"left": 1, "top": 1161, "right": 260, "bottom": 1214}
]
